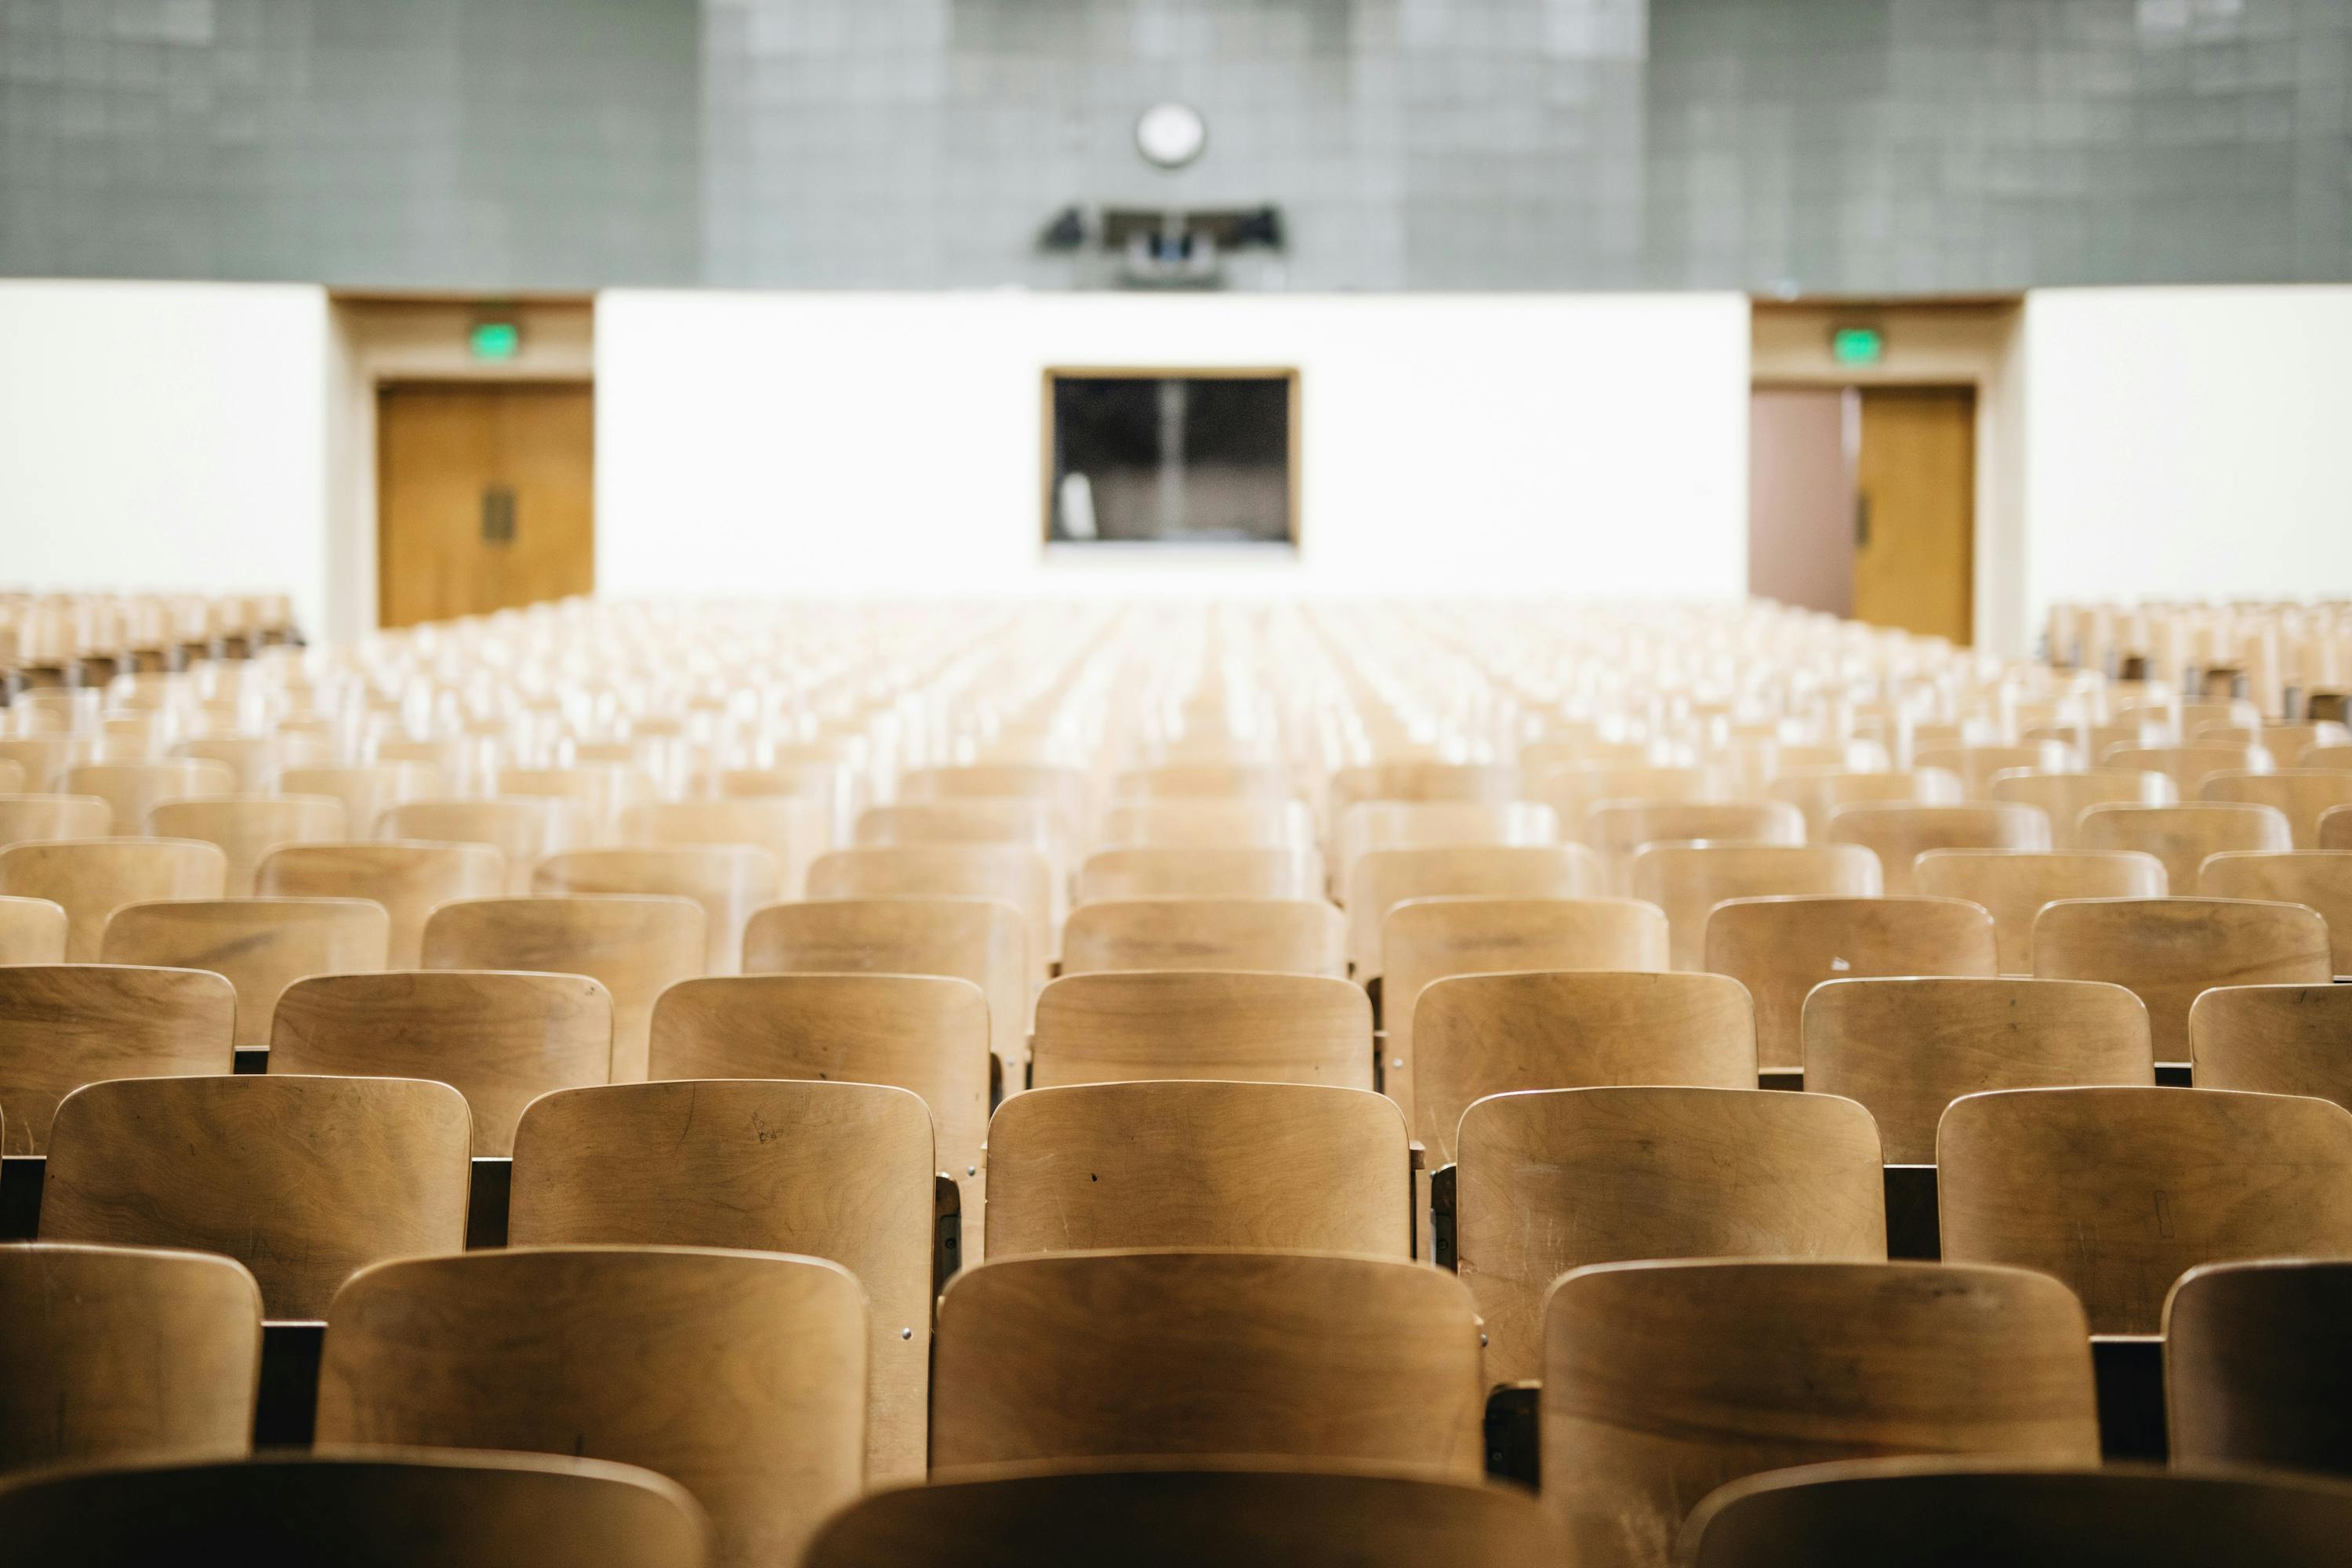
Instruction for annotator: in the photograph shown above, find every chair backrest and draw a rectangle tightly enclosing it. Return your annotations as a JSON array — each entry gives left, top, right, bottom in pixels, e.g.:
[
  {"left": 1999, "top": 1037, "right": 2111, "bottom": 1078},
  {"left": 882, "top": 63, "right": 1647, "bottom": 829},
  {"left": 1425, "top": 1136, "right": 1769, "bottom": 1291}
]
[
  {"left": 147, "top": 795, "right": 347, "bottom": 895},
  {"left": 1938, "top": 1084, "right": 2352, "bottom": 1334},
  {"left": 0, "top": 1242, "right": 260, "bottom": 1475},
  {"left": 2104, "top": 743, "right": 2274, "bottom": 796},
  {"left": 902, "top": 762, "right": 1091, "bottom": 821},
  {"left": 510, "top": 1080, "right": 935, "bottom": 1482},
  {"left": 2076, "top": 801, "right": 2294, "bottom": 889},
  {"left": 64, "top": 760, "right": 236, "bottom": 837},
  {"left": 494, "top": 766, "right": 655, "bottom": 843},
  {"left": 1911, "top": 849, "right": 2168, "bottom": 972},
  {"left": 931, "top": 1250, "right": 1485, "bottom": 1475},
  {"left": 1803, "top": 976, "right": 2153, "bottom": 1164},
  {"left": 1543, "top": 1258, "right": 2100, "bottom": 1568},
  {"left": 984, "top": 1080, "right": 1409, "bottom": 1258},
  {"left": 1581, "top": 800, "right": 1805, "bottom": 891},
  {"left": 619, "top": 797, "right": 824, "bottom": 898},
  {"left": 1077, "top": 844, "right": 1323, "bottom": 902},
  {"left": 2166, "top": 1258, "right": 2352, "bottom": 1475},
  {"left": 278, "top": 763, "right": 444, "bottom": 841},
  {"left": 0, "top": 964, "right": 234, "bottom": 1156},
  {"left": 272, "top": 970, "right": 613, "bottom": 1156},
  {"left": 1112, "top": 761, "right": 1297, "bottom": 799},
  {"left": 1913, "top": 742, "right": 2078, "bottom": 793},
  {"left": 0, "top": 837, "right": 226, "bottom": 960},
  {"left": 857, "top": 799, "right": 1065, "bottom": 864},
  {"left": 0, "top": 792, "right": 112, "bottom": 846},
  {"left": 1702, "top": 896, "right": 1998, "bottom": 1073},
  {"left": 1059, "top": 898, "right": 1344, "bottom": 978},
  {"left": 1986, "top": 767, "right": 2177, "bottom": 848},
  {"left": 1628, "top": 843, "right": 1883, "bottom": 971},
  {"left": 421, "top": 895, "right": 703, "bottom": 1083},
  {"left": 1824, "top": 804, "right": 2052, "bottom": 895},
  {"left": 1330, "top": 760, "right": 1519, "bottom": 817},
  {"left": 254, "top": 840, "right": 506, "bottom": 967},
  {"left": 0, "top": 894, "right": 66, "bottom": 964},
  {"left": 805, "top": 846, "right": 1054, "bottom": 984},
  {"left": 2031, "top": 896, "right": 2333, "bottom": 1062},
  {"left": 1346, "top": 844, "right": 1603, "bottom": 978},
  {"left": 1032, "top": 970, "right": 1371, "bottom": 1091},
  {"left": 1412, "top": 970, "right": 1758, "bottom": 1163},
  {"left": 1536, "top": 764, "right": 1721, "bottom": 842},
  {"left": 1458, "top": 1087, "right": 1885, "bottom": 1384},
  {"left": 2201, "top": 770, "right": 2352, "bottom": 848},
  {"left": 2325, "top": 804, "right": 2352, "bottom": 848},
  {"left": 316, "top": 1247, "right": 864, "bottom": 1568},
  {"left": 1098, "top": 800, "right": 1314, "bottom": 852},
  {"left": 0, "top": 1450, "right": 712, "bottom": 1568},
  {"left": 377, "top": 798, "right": 577, "bottom": 894},
  {"left": 2190, "top": 982, "right": 2352, "bottom": 1112},
  {"left": 38, "top": 1074, "right": 471, "bottom": 1318},
  {"left": 1334, "top": 802, "right": 1559, "bottom": 902},
  {"left": 533, "top": 846, "right": 779, "bottom": 975},
  {"left": 100, "top": 896, "right": 389, "bottom": 1046},
  {"left": 2199, "top": 851, "right": 2352, "bottom": 975},
  {"left": 1766, "top": 768, "right": 1963, "bottom": 838}
]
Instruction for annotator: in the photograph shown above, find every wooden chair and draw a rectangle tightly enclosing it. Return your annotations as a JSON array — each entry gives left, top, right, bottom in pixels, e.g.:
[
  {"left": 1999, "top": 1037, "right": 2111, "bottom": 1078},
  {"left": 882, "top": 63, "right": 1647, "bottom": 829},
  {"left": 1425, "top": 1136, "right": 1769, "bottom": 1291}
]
[
  {"left": 1628, "top": 843, "right": 1883, "bottom": 971},
  {"left": 806, "top": 846, "right": 1054, "bottom": 983},
  {"left": 509, "top": 1080, "right": 935, "bottom": 1481},
  {"left": 2201, "top": 770, "right": 2352, "bottom": 847},
  {"left": 1330, "top": 760, "right": 1519, "bottom": 817},
  {"left": 984, "top": 1080, "right": 1408, "bottom": 1258},
  {"left": 0, "top": 837, "right": 226, "bottom": 960},
  {"left": 378, "top": 798, "right": 578, "bottom": 895},
  {"left": 1076, "top": 845, "right": 1323, "bottom": 902},
  {"left": 254, "top": 840, "right": 506, "bottom": 967},
  {"left": 902, "top": 762, "right": 1091, "bottom": 825},
  {"left": 1803, "top": 977, "right": 2153, "bottom": 1164},
  {"left": 0, "top": 1242, "right": 260, "bottom": 1475},
  {"left": 0, "top": 792, "right": 111, "bottom": 846},
  {"left": 1824, "top": 803, "right": 2052, "bottom": 895},
  {"left": 1912, "top": 850, "right": 2168, "bottom": 972},
  {"left": 1333, "top": 802, "right": 1558, "bottom": 897},
  {"left": 272, "top": 971, "right": 612, "bottom": 1156},
  {"left": 648, "top": 973, "right": 989, "bottom": 1247},
  {"left": 740, "top": 898, "right": 1027, "bottom": 1095},
  {"left": 0, "top": 739, "right": 91, "bottom": 793},
  {"left": 64, "top": 760, "right": 235, "bottom": 837},
  {"left": 2166, "top": 1258, "right": 2352, "bottom": 1476},
  {"left": 2190, "top": 983, "right": 2352, "bottom": 1112},
  {"left": 422, "top": 895, "right": 703, "bottom": 1083},
  {"left": 2104, "top": 743, "right": 2274, "bottom": 797},
  {"left": 1458, "top": 1087, "right": 1885, "bottom": 1384},
  {"left": 1543, "top": 1258, "right": 2099, "bottom": 1568},
  {"left": 1346, "top": 844, "right": 1604, "bottom": 979},
  {"left": 1702, "top": 896, "right": 1998, "bottom": 1073},
  {"left": 1767, "top": 767, "right": 1963, "bottom": 839},
  {"left": 0, "top": 760, "right": 21, "bottom": 793},
  {"left": 494, "top": 765, "right": 655, "bottom": 844},
  {"left": 2200, "top": 852, "right": 2352, "bottom": 974},
  {"left": 931, "top": 1250, "right": 1484, "bottom": 1475},
  {"left": 1031, "top": 970, "right": 1371, "bottom": 1090},
  {"left": 2328, "top": 804, "right": 2352, "bottom": 848},
  {"left": 2076, "top": 802, "right": 2294, "bottom": 889},
  {"left": 1938, "top": 1085, "right": 2352, "bottom": 1334},
  {"left": 0, "top": 895, "right": 65, "bottom": 964},
  {"left": 317, "top": 1247, "right": 863, "bottom": 1568},
  {"left": 1097, "top": 800, "right": 1315, "bottom": 851},
  {"left": 280, "top": 762, "right": 443, "bottom": 840},
  {"left": 1677, "top": 1457, "right": 2352, "bottom": 1568},
  {"left": 1112, "top": 761, "right": 1296, "bottom": 799},
  {"left": 2316, "top": 748, "right": 2352, "bottom": 774},
  {"left": 710, "top": 763, "right": 853, "bottom": 844},
  {"left": 1581, "top": 800, "right": 1805, "bottom": 892},
  {"left": 101, "top": 898, "right": 388, "bottom": 1045},
  {"left": 1987, "top": 767, "right": 2177, "bottom": 848},
  {"left": 1059, "top": 898, "right": 1344, "bottom": 978},
  {"left": 533, "top": 846, "right": 776, "bottom": 976},
  {"left": 2031, "top": 897, "right": 2332, "bottom": 1063},
  {"left": 1914, "top": 742, "right": 2078, "bottom": 793},
  {"left": 0, "top": 964, "right": 234, "bottom": 1155},
  {"left": 618, "top": 797, "right": 824, "bottom": 898},
  {"left": 169, "top": 736, "right": 325, "bottom": 793},
  {"left": 146, "top": 795, "right": 347, "bottom": 895},
  {"left": 38, "top": 1074, "right": 471, "bottom": 1318},
  {"left": 0, "top": 1450, "right": 712, "bottom": 1568},
  {"left": 1535, "top": 764, "right": 1721, "bottom": 844},
  {"left": 857, "top": 800, "right": 1069, "bottom": 881}
]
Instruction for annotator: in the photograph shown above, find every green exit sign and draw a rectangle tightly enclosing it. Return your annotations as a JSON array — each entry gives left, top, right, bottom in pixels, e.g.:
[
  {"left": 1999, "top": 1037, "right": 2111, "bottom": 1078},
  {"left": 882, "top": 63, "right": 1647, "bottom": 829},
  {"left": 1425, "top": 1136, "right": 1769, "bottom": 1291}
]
[
  {"left": 470, "top": 320, "right": 521, "bottom": 361},
  {"left": 1831, "top": 325, "right": 1886, "bottom": 365}
]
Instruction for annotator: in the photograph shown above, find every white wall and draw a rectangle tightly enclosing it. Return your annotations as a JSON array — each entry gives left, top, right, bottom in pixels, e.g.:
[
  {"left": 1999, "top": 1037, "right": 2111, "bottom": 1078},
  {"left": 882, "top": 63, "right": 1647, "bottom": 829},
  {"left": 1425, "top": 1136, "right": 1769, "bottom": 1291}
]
[
  {"left": 597, "top": 291, "right": 1751, "bottom": 600},
  {"left": 2021, "top": 286, "right": 2352, "bottom": 644},
  {"left": 0, "top": 280, "right": 332, "bottom": 634}
]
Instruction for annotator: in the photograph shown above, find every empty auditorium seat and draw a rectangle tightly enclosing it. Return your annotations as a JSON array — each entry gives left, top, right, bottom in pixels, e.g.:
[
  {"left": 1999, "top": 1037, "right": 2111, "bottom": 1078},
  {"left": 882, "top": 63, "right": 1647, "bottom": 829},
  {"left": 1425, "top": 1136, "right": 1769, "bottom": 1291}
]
[{"left": 1030, "top": 969, "right": 1370, "bottom": 1089}]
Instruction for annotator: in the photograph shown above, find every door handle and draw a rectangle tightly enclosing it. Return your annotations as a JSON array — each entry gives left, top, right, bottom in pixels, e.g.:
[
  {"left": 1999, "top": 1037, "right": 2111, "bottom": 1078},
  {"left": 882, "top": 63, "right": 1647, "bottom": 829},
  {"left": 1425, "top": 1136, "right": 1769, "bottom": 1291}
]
[
  {"left": 1854, "top": 494, "right": 1871, "bottom": 550},
  {"left": 481, "top": 486, "right": 517, "bottom": 546}
]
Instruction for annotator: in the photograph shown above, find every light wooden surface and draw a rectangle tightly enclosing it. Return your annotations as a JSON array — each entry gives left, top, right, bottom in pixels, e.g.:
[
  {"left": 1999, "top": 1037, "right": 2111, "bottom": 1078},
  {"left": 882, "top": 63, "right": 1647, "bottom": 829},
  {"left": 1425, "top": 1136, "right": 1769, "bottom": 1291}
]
[
  {"left": 272, "top": 969, "right": 612, "bottom": 1156},
  {"left": 1346, "top": 844, "right": 1604, "bottom": 978},
  {"left": 619, "top": 797, "right": 824, "bottom": 898},
  {"left": 318, "top": 1247, "right": 862, "bottom": 1568},
  {"left": 1825, "top": 803, "right": 2052, "bottom": 894},
  {"left": 1704, "top": 895, "right": 1998, "bottom": 1073},
  {"left": 2104, "top": 744, "right": 2275, "bottom": 797},
  {"left": 1628, "top": 842, "right": 1883, "bottom": 971},
  {"left": 2201, "top": 769, "right": 2352, "bottom": 847},
  {"left": 984, "top": 1080, "right": 1409, "bottom": 1258},
  {"left": 0, "top": 894, "right": 66, "bottom": 964},
  {"left": 2199, "top": 851, "right": 2352, "bottom": 973},
  {"left": 1334, "top": 802, "right": 1558, "bottom": 898},
  {"left": 0, "top": 964, "right": 235, "bottom": 1155},
  {"left": 1059, "top": 897, "right": 1344, "bottom": 977},
  {"left": 64, "top": 760, "right": 235, "bottom": 837},
  {"left": 1031, "top": 970, "right": 1371, "bottom": 1090},
  {"left": 1459, "top": 1087, "right": 1885, "bottom": 1384},
  {"left": 1852, "top": 387, "right": 1974, "bottom": 643},
  {"left": 2031, "top": 896, "right": 2333, "bottom": 1062},
  {"left": 39, "top": 1074, "right": 472, "bottom": 1319},
  {"left": 1581, "top": 800, "right": 1804, "bottom": 892},
  {"left": 806, "top": 846, "right": 1054, "bottom": 982},
  {"left": 1330, "top": 760, "right": 1519, "bottom": 817},
  {"left": 379, "top": 798, "right": 578, "bottom": 895},
  {"left": 1077, "top": 844, "right": 1323, "bottom": 902},
  {"left": 509, "top": 1080, "right": 935, "bottom": 1481},
  {"left": 1912, "top": 743, "right": 2075, "bottom": 793},
  {"left": 169, "top": 736, "right": 327, "bottom": 793},
  {"left": 857, "top": 799, "right": 1068, "bottom": 871},
  {"left": 2165, "top": 1258, "right": 2352, "bottom": 1476},
  {"left": 423, "top": 895, "right": 703, "bottom": 1083},
  {"left": 0, "top": 793, "right": 112, "bottom": 846},
  {"left": 2325, "top": 804, "right": 2352, "bottom": 848},
  {"left": 2191, "top": 983, "right": 2352, "bottom": 1112},
  {"left": 1534, "top": 766, "right": 1720, "bottom": 846},
  {"left": 902, "top": 762, "right": 1091, "bottom": 822},
  {"left": 1912, "top": 849, "right": 2169, "bottom": 972},
  {"left": 931, "top": 1250, "right": 1485, "bottom": 1476},
  {"left": 0, "top": 1242, "right": 261, "bottom": 1475},
  {"left": 1544, "top": 1258, "right": 2099, "bottom": 1568},
  {"left": 495, "top": 767, "right": 655, "bottom": 844},
  {"left": 1111, "top": 762, "right": 1298, "bottom": 799},
  {"left": 1413, "top": 970, "right": 1758, "bottom": 1164},
  {"left": 534, "top": 846, "right": 777, "bottom": 975},
  {"left": 0, "top": 760, "right": 19, "bottom": 793},
  {"left": 279, "top": 763, "right": 444, "bottom": 840},
  {"left": 1803, "top": 976, "right": 2153, "bottom": 1163},
  {"left": 255, "top": 840, "right": 506, "bottom": 967},
  {"left": 2076, "top": 802, "right": 2294, "bottom": 891},
  {"left": 1986, "top": 768, "right": 2178, "bottom": 848},
  {"left": 101, "top": 897, "right": 389, "bottom": 1045},
  {"left": 1097, "top": 800, "right": 1314, "bottom": 853},
  {"left": 0, "top": 837, "right": 227, "bottom": 960},
  {"left": 147, "top": 795, "right": 349, "bottom": 895},
  {"left": 0, "top": 739, "right": 91, "bottom": 793},
  {"left": 1767, "top": 768, "right": 1964, "bottom": 839},
  {"left": 1938, "top": 1085, "right": 2352, "bottom": 1334}
]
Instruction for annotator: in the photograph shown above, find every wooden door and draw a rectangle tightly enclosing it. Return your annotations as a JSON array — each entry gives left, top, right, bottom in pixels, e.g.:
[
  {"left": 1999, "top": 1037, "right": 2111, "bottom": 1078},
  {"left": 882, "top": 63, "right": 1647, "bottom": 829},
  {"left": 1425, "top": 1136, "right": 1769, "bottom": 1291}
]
[
  {"left": 378, "top": 383, "right": 593, "bottom": 629},
  {"left": 1852, "top": 387, "right": 1973, "bottom": 645}
]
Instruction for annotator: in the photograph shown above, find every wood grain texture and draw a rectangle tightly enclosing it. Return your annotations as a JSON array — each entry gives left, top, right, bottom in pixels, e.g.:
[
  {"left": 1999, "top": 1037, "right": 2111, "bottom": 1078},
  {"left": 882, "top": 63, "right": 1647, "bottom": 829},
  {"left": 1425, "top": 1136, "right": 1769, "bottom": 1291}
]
[
  {"left": 169, "top": 737, "right": 330, "bottom": 794},
  {"left": 1628, "top": 843, "right": 1884, "bottom": 971},
  {"left": 279, "top": 764, "right": 445, "bottom": 840},
  {"left": 1334, "top": 802, "right": 1559, "bottom": 903},
  {"left": 807, "top": 847, "right": 1054, "bottom": 985},
  {"left": 378, "top": 799, "right": 579, "bottom": 895},
  {"left": 1938, "top": 1085, "right": 2352, "bottom": 1334},
  {"left": 147, "top": 795, "right": 349, "bottom": 895},
  {"left": 1413, "top": 971, "right": 1757, "bottom": 1163},
  {"left": 316, "top": 1247, "right": 863, "bottom": 1568},
  {"left": 1459, "top": 1087, "right": 1885, "bottom": 1384},
  {"left": 39, "top": 1074, "right": 471, "bottom": 1319},
  {"left": 0, "top": 894, "right": 66, "bottom": 964},
  {"left": 1703, "top": 895, "right": 1998, "bottom": 1073},
  {"left": 2165, "top": 1258, "right": 2352, "bottom": 1475},
  {"left": 1766, "top": 768, "right": 1965, "bottom": 839},
  {"left": 533, "top": 847, "right": 777, "bottom": 976},
  {"left": 2103, "top": 744, "right": 2274, "bottom": 797},
  {"left": 0, "top": 793, "right": 112, "bottom": 847},
  {"left": 63, "top": 760, "right": 235, "bottom": 837},
  {"left": 0, "top": 739, "right": 94, "bottom": 794},
  {"left": 1347, "top": 844, "right": 1606, "bottom": 979},
  {"left": 1912, "top": 743, "right": 2077, "bottom": 793},
  {"left": 1803, "top": 976, "right": 2153, "bottom": 1164},
  {"left": 2199, "top": 852, "right": 2352, "bottom": 973},
  {"left": 0, "top": 837, "right": 227, "bottom": 960},
  {"left": 2200, "top": 770, "right": 2352, "bottom": 848},
  {"left": 1098, "top": 800, "right": 1316, "bottom": 851},
  {"left": 2031, "top": 896, "right": 2332, "bottom": 1062},
  {"left": 1534, "top": 765, "right": 1721, "bottom": 848},
  {"left": 1986, "top": 768, "right": 2179, "bottom": 848},
  {"left": 931, "top": 1250, "right": 1485, "bottom": 1475},
  {"left": 272, "top": 970, "right": 612, "bottom": 1156},
  {"left": 494, "top": 768, "right": 659, "bottom": 844},
  {"left": 618, "top": 798, "right": 826, "bottom": 898},
  {"left": 2076, "top": 803, "right": 2294, "bottom": 891},
  {"left": 1582, "top": 800, "right": 1805, "bottom": 893},
  {"left": 2191, "top": 983, "right": 2352, "bottom": 1112},
  {"left": 0, "top": 964, "right": 234, "bottom": 1155},
  {"left": 422, "top": 895, "right": 703, "bottom": 1083},
  {"left": 1913, "top": 849, "right": 2169, "bottom": 973},
  {"left": 1330, "top": 761, "right": 1519, "bottom": 817},
  {"left": 101, "top": 897, "right": 390, "bottom": 1045},
  {"left": 1825, "top": 804, "right": 2052, "bottom": 895},
  {"left": 255, "top": 840, "right": 506, "bottom": 967},
  {"left": 1078, "top": 845, "right": 1323, "bottom": 902},
  {"left": 1543, "top": 1259, "right": 2099, "bottom": 1568},
  {"left": 1059, "top": 898, "right": 1344, "bottom": 977},
  {"left": 509, "top": 1079, "right": 935, "bottom": 1480},
  {"left": 984, "top": 1080, "right": 1409, "bottom": 1258},
  {"left": 1031, "top": 970, "right": 1371, "bottom": 1090}
]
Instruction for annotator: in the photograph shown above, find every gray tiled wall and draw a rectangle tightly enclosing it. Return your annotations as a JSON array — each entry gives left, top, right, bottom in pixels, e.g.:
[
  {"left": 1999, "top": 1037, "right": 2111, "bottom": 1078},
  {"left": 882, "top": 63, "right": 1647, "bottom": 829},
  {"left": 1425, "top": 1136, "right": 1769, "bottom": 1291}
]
[{"left": 5, "top": 0, "right": 2347, "bottom": 291}]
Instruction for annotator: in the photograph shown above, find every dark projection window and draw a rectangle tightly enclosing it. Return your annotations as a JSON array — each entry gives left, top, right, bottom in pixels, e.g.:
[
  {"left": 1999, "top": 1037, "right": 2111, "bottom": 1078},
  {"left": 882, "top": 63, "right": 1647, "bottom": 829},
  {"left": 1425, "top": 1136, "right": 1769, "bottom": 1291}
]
[{"left": 1046, "top": 372, "right": 1297, "bottom": 546}]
